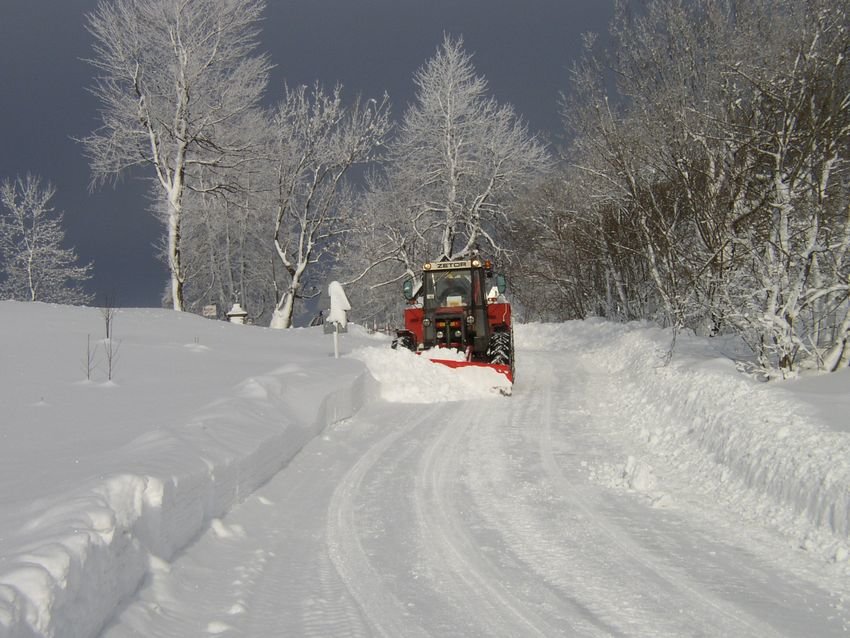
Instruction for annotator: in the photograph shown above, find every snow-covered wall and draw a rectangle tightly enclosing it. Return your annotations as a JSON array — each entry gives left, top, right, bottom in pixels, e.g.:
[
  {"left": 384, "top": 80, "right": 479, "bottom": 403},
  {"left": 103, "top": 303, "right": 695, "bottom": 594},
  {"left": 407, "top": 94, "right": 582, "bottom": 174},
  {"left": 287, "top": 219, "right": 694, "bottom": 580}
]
[{"left": 518, "top": 321, "right": 850, "bottom": 550}]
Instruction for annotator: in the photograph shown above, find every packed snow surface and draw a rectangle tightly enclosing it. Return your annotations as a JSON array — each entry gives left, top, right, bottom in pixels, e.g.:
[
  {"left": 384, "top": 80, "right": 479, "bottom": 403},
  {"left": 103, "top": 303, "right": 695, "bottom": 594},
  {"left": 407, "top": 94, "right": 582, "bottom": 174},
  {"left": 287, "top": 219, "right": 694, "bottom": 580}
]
[{"left": 0, "top": 302, "right": 848, "bottom": 637}]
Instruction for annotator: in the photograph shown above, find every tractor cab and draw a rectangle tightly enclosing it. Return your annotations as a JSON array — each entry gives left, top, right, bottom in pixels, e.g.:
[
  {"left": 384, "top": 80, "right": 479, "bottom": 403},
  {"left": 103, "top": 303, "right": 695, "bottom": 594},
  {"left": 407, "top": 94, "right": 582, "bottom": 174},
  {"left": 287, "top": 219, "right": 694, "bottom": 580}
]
[{"left": 419, "top": 260, "right": 491, "bottom": 352}]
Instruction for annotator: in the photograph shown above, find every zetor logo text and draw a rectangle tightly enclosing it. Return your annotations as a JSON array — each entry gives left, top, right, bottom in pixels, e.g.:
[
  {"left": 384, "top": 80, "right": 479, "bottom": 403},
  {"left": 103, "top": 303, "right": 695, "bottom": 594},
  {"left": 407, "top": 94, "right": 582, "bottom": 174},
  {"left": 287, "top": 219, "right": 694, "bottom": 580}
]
[{"left": 430, "top": 260, "right": 472, "bottom": 270}]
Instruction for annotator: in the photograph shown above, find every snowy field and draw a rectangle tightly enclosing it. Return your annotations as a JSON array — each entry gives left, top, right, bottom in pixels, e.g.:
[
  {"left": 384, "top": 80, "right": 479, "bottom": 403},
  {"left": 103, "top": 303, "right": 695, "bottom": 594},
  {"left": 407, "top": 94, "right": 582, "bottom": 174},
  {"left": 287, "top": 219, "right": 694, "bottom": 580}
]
[{"left": 0, "top": 301, "right": 848, "bottom": 637}]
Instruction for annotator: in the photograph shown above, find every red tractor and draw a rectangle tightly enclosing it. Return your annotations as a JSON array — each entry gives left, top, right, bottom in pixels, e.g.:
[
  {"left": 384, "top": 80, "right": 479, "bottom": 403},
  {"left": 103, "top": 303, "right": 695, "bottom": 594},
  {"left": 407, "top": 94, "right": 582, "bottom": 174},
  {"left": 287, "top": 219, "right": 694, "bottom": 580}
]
[{"left": 392, "top": 257, "right": 515, "bottom": 385}]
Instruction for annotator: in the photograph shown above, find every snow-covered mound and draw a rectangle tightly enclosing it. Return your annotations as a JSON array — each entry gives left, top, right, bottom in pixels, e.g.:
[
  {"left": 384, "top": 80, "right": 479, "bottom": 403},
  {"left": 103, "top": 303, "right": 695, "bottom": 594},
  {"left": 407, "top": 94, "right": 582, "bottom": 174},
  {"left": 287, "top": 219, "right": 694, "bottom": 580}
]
[
  {"left": 0, "top": 302, "right": 379, "bottom": 638},
  {"left": 353, "top": 346, "right": 510, "bottom": 402},
  {"left": 518, "top": 321, "right": 850, "bottom": 553}
]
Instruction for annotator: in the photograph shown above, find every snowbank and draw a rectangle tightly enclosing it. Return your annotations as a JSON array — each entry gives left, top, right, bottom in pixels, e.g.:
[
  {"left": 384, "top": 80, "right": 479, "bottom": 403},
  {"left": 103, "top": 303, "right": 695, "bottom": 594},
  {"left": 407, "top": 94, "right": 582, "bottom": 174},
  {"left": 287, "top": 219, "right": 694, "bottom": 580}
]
[
  {"left": 353, "top": 346, "right": 511, "bottom": 402},
  {"left": 0, "top": 303, "right": 380, "bottom": 638},
  {"left": 517, "top": 322, "right": 850, "bottom": 552}
]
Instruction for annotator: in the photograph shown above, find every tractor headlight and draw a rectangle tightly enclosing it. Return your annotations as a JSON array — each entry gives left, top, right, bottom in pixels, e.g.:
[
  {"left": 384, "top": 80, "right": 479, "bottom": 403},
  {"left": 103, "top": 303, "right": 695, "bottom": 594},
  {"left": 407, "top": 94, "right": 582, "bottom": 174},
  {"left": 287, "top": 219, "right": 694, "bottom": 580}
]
[
  {"left": 465, "top": 315, "right": 475, "bottom": 324},
  {"left": 471, "top": 258, "right": 481, "bottom": 267},
  {"left": 436, "top": 330, "right": 444, "bottom": 338},
  {"left": 423, "top": 318, "right": 431, "bottom": 327},
  {"left": 454, "top": 330, "right": 462, "bottom": 338}
]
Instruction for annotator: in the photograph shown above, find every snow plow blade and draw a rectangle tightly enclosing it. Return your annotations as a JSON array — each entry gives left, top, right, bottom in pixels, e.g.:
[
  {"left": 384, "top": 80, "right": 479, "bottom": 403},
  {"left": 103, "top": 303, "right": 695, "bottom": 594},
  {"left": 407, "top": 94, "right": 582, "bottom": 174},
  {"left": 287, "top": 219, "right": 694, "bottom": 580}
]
[{"left": 428, "top": 358, "right": 514, "bottom": 392}]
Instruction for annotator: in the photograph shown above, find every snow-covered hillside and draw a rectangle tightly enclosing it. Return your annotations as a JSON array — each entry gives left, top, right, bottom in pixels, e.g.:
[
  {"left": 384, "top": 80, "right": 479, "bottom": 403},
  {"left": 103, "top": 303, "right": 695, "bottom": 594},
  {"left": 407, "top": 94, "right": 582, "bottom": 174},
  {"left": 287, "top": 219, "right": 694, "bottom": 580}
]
[{"left": 0, "top": 301, "right": 848, "bottom": 637}]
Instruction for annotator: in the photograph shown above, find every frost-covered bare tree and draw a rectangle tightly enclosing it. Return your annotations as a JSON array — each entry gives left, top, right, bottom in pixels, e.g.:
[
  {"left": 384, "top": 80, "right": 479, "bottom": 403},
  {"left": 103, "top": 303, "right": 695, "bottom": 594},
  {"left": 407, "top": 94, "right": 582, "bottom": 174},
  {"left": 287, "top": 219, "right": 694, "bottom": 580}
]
[
  {"left": 336, "top": 177, "right": 426, "bottom": 325},
  {"left": 341, "top": 35, "right": 549, "bottom": 325},
  {"left": 388, "top": 35, "right": 549, "bottom": 262},
  {"left": 153, "top": 100, "right": 275, "bottom": 322},
  {"left": 265, "top": 83, "right": 391, "bottom": 329},
  {"left": 178, "top": 181, "right": 273, "bottom": 322},
  {"left": 505, "top": 174, "right": 647, "bottom": 322},
  {"left": 537, "top": 0, "right": 850, "bottom": 376},
  {"left": 715, "top": 0, "right": 850, "bottom": 373},
  {"left": 82, "top": 0, "right": 271, "bottom": 311},
  {"left": 0, "top": 175, "right": 93, "bottom": 304}
]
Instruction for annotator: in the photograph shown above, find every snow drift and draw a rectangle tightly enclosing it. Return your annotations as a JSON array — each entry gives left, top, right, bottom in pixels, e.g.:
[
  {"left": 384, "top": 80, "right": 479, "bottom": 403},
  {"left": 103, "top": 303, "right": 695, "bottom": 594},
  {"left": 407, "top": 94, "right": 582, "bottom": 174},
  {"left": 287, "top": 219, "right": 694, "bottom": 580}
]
[
  {"left": 0, "top": 302, "right": 381, "bottom": 638},
  {"left": 518, "top": 321, "right": 850, "bottom": 552}
]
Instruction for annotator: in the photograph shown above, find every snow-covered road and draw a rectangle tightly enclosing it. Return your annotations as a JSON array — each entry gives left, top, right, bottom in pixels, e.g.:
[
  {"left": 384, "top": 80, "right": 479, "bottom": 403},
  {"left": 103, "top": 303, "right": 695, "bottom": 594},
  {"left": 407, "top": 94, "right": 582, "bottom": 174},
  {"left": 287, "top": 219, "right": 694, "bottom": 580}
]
[{"left": 101, "top": 347, "right": 849, "bottom": 637}]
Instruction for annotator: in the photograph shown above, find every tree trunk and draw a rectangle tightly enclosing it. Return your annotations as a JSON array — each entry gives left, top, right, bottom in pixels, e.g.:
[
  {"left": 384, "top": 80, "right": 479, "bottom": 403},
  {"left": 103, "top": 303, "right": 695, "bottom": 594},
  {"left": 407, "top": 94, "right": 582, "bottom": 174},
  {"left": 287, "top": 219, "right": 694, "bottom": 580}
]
[
  {"left": 167, "top": 196, "right": 184, "bottom": 312},
  {"left": 270, "top": 293, "right": 295, "bottom": 329},
  {"left": 270, "top": 260, "right": 307, "bottom": 329}
]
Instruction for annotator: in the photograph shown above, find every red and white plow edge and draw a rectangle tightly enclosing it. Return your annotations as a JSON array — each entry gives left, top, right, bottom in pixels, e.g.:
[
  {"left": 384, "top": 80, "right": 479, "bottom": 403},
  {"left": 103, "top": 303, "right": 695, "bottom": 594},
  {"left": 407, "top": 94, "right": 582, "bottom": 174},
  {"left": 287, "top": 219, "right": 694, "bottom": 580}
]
[{"left": 427, "top": 357, "right": 513, "bottom": 394}]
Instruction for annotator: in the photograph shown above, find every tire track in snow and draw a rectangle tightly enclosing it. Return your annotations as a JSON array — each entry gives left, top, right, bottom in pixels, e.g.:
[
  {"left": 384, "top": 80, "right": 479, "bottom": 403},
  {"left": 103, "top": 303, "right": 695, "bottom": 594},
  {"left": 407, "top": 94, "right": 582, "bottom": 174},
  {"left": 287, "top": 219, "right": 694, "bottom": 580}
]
[
  {"left": 269, "top": 547, "right": 369, "bottom": 638},
  {"left": 240, "top": 416, "right": 377, "bottom": 638},
  {"left": 457, "top": 370, "right": 625, "bottom": 637},
  {"left": 526, "top": 352, "right": 783, "bottom": 637},
  {"left": 412, "top": 400, "right": 563, "bottom": 637},
  {"left": 326, "top": 409, "right": 433, "bottom": 638}
]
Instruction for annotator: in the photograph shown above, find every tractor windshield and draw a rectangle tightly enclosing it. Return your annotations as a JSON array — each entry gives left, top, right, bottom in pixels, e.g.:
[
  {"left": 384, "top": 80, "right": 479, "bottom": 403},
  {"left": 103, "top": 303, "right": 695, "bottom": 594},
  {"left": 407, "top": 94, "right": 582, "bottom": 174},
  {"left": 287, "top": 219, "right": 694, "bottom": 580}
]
[{"left": 424, "top": 270, "right": 472, "bottom": 309}]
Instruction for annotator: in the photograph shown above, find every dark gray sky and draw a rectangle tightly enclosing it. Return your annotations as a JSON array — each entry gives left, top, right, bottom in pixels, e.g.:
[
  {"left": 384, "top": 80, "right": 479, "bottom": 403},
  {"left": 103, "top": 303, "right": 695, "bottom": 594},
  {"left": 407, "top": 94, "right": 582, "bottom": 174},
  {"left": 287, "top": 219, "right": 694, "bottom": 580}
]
[{"left": 0, "top": 0, "right": 612, "bottom": 307}]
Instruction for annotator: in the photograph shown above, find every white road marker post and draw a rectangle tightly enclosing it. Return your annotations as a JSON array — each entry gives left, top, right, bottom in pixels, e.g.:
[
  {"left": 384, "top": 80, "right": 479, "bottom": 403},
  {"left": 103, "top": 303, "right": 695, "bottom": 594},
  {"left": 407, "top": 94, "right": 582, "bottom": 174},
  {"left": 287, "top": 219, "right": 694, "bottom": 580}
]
[
  {"left": 325, "top": 281, "right": 351, "bottom": 359},
  {"left": 333, "top": 322, "right": 339, "bottom": 358}
]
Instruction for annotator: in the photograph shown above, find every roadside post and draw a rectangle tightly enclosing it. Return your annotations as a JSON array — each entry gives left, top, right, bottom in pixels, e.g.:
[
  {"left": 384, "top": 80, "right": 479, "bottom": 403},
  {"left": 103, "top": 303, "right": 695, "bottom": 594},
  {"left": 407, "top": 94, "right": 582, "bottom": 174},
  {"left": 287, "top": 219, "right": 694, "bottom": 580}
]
[{"left": 324, "top": 281, "right": 351, "bottom": 358}]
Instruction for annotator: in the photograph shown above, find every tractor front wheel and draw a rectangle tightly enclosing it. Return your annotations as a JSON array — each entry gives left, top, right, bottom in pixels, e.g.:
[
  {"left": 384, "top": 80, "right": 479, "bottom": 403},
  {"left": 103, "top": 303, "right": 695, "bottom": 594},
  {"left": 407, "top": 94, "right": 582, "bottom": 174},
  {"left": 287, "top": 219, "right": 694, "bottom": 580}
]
[
  {"left": 487, "top": 330, "right": 512, "bottom": 365},
  {"left": 392, "top": 333, "right": 416, "bottom": 352},
  {"left": 487, "top": 328, "right": 516, "bottom": 383}
]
